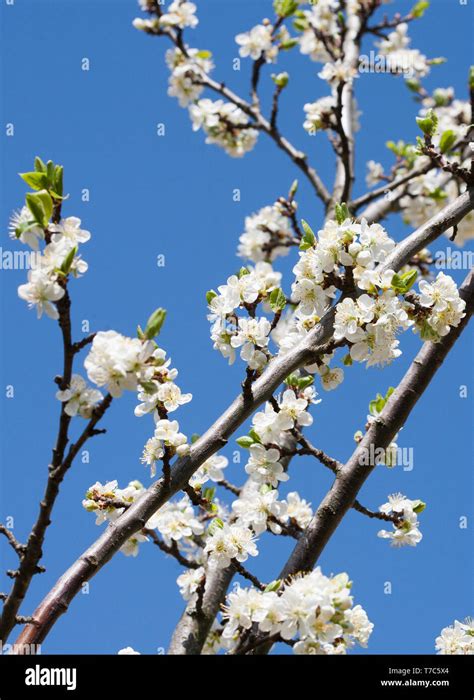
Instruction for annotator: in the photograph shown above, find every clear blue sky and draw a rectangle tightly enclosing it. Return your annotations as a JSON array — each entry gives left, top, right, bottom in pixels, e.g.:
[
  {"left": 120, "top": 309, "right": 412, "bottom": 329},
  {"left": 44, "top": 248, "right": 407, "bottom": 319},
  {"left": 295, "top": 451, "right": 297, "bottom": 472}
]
[{"left": 0, "top": 0, "right": 472, "bottom": 654}]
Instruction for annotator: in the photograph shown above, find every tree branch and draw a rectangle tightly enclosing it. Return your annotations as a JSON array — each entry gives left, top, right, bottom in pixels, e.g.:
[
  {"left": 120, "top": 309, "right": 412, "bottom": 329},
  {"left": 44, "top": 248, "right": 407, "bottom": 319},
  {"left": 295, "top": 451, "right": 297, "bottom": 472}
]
[
  {"left": 12, "top": 192, "right": 473, "bottom": 651},
  {"left": 242, "top": 267, "right": 474, "bottom": 654}
]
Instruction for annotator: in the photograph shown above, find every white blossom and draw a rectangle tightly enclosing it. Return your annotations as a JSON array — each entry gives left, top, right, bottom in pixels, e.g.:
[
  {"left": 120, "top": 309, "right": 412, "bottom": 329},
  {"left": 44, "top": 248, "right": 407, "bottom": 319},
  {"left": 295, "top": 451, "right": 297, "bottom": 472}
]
[
  {"left": 435, "top": 619, "right": 474, "bottom": 655},
  {"left": 9, "top": 207, "right": 44, "bottom": 250},
  {"left": 56, "top": 374, "right": 103, "bottom": 418},
  {"left": 204, "top": 522, "right": 258, "bottom": 569},
  {"left": 18, "top": 268, "right": 65, "bottom": 320},
  {"left": 84, "top": 331, "right": 155, "bottom": 398},
  {"left": 177, "top": 566, "right": 205, "bottom": 603},
  {"left": 148, "top": 494, "right": 204, "bottom": 544},
  {"left": 232, "top": 485, "right": 287, "bottom": 536},
  {"left": 235, "top": 24, "right": 275, "bottom": 62},
  {"left": 303, "top": 96, "right": 336, "bottom": 133},
  {"left": 49, "top": 216, "right": 91, "bottom": 245},
  {"left": 160, "top": 1, "right": 198, "bottom": 30},
  {"left": 377, "top": 493, "right": 424, "bottom": 547}
]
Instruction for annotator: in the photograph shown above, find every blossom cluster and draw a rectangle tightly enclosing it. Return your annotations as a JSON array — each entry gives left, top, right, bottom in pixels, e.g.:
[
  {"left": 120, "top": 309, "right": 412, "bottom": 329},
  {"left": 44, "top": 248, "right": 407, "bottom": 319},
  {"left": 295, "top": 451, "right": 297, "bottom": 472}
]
[
  {"left": 375, "top": 23, "right": 431, "bottom": 79},
  {"left": 377, "top": 493, "right": 425, "bottom": 548},
  {"left": 235, "top": 20, "right": 292, "bottom": 64},
  {"left": 84, "top": 331, "right": 157, "bottom": 399},
  {"left": 435, "top": 618, "right": 474, "bottom": 655},
  {"left": 220, "top": 568, "right": 373, "bottom": 655},
  {"left": 415, "top": 272, "right": 466, "bottom": 341},
  {"left": 207, "top": 262, "right": 282, "bottom": 369},
  {"left": 396, "top": 90, "right": 473, "bottom": 245},
  {"left": 297, "top": 0, "right": 340, "bottom": 64},
  {"left": 82, "top": 480, "right": 148, "bottom": 556},
  {"left": 133, "top": 1, "right": 198, "bottom": 33},
  {"left": 189, "top": 98, "right": 259, "bottom": 157},
  {"left": 165, "top": 47, "right": 214, "bottom": 107},
  {"left": 237, "top": 201, "right": 294, "bottom": 263},
  {"left": 13, "top": 211, "right": 90, "bottom": 321},
  {"left": 56, "top": 374, "right": 103, "bottom": 418}
]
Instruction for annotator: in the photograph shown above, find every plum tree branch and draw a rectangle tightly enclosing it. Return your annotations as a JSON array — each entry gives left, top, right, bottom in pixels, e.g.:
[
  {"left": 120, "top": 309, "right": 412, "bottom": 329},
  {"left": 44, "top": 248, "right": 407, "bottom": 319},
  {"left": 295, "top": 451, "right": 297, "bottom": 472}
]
[
  {"left": 12, "top": 190, "right": 473, "bottom": 652},
  {"left": 240, "top": 266, "right": 474, "bottom": 654}
]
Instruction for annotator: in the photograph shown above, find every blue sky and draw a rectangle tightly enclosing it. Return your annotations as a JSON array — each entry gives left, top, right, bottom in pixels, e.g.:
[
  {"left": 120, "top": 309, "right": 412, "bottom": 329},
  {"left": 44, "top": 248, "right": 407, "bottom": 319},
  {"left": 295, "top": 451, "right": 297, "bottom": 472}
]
[{"left": 0, "top": 0, "right": 472, "bottom": 655}]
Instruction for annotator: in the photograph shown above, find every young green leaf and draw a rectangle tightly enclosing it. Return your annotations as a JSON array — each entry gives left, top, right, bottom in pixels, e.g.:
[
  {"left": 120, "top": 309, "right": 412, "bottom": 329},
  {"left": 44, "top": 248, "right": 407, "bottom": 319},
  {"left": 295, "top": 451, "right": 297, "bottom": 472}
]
[
  {"left": 19, "top": 171, "right": 49, "bottom": 191},
  {"left": 411, "top": 1, "right": 429, "bottom": 19},
  {"left": 300, "top": 219, "right": 316, "bottom": 250},
  {"left": 439, "top": 130, "right": 456, "bottom": 154},
  {"left": 206, "top": 290, "right": 217, "bottom": 305},
  {"left": 34, "top": 156, "right": 47, "bottom": 173},
  {"left": 264, "top": 579, "right": 282, "bottom": 593},
  {"left": 269, "top": 287, "right": 287, "bottom": 312},
  {"left": 60, "top": 246, "right": 77, "bottom": 274},
  {"left": 25, "top": 190, "right": 53, "bottom": 228},
  {"left": 236, "top": 436, "right": 256, "bottom": 449},
  {"left": 144, "top": 307, "right": 166, "bottom": 339},
  {"left": 274, "top": 0, "right": 298, "bottom": 17},
  {"left": 248, "top": 429, "right": 262, "bottom": 444},
  {"left": 335, "top": 202, "right": 350, "bottom": 225}
]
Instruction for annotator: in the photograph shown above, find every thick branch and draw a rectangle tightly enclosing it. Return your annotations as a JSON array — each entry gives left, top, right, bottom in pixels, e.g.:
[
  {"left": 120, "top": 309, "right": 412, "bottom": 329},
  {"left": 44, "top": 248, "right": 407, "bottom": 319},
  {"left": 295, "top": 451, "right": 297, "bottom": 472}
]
[
  {"left": 330, "top": 6, "right": 361, "bottom": 207},
  {"left": 245, "top": 267, "right": 474, "bottom": 654},
  {"left": 13, "top": 192, "right": 473, "bottom": 651},
  {"left": 0, "top": 392, "right": 112, "bottom": 642}
]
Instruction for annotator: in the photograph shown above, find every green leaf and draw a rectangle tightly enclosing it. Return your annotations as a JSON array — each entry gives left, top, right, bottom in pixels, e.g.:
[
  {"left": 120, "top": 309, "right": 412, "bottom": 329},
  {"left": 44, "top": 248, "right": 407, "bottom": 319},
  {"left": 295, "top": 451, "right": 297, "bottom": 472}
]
[
  {"left": 297, "top": 375, "right": 314, "bottom": 390},
  {"left": 195, "top": 49, "right": 212, "bottom": 59},
  {"left": 137, "top": 325, "right": 145, "bottom": 340},
  {"left": 292, "top": 18, "right": 307, "bottom": 32},
  {"left": 300, "top": 219, "right": 316, "bottom": 250},
  {"left": 284, "top": 373, "right": 299, "bottom": 387},
  {"left": 269, "top": 287, "right": 286, "bottom": 312},
  {"left": 203, "top": 487, "right": 216, "bottom": 502},
  {"left": 25, "top": 190, "right": 53, "bottom": 227},
  {"left": 60, "top": 245, "right": 77, "bottom": 274},
  {"left": 280, "top": 38, "right": 298, "bottom": 50},
  {"left": 248, "top": 429, "right": 262, "bottom": 444},
  {"left": 13, "top": 219, "right": 38, "bottom": 239},
  {"left": 411, "top": 1, "right": 429, "bottom": 18},
  {"left": 34, "top": 156, "right": 47, "bottom": 173},
  {"left": 416, "top": 109, "right": 437, "bottom": 136},
  {"left": 428, "top": 57, "right": 446, "bottom": 66},
  {"left": 206, "top": 289, "right": 217, "bottom": 305},
  {"left": 439, "top": 130, "right": 457, "bottom": 154},
  {"left": 274, "top": 0, "right": 298, "bottom": 18},
  {"left": 236, "top": 436, "right": 256, "bottom": 449},
  {"left": 405, "top": 78, "right": 421, "bottom": 93},
  {"left": 335, "top": 202, "right": 350, "bottom": 225},
  {"left": 237, "top": 266, "right": 250, "bottom": 278},
  {"left": 369, "top": 387, "right": 395, "bottom": 416},
  {"left": 140, "top": 380, "right": 158, "bottom": 394},
  {"left": 19, "top": 171, "right": 49, "bottom": 190},
  {"left": 288, "top": 179, "right": 298, "bottom": 199},
  {"left": 427, "top": 186, "right": 448, "bottom": 202},
  {"left": 469, "top": 66, "right": 474, "bottom": 91},
  {"left": 271, "top": 72, "right": 289, "bottom": 88},
  {"left": 343, "top": 353, "right": 353, "bottom": 366},
  {"left": 46, "top": 160, "right": 55, "bottom": 183},
  {"left": 264, "top": 579, "right": 282, "bottom": 593},
  {"left": 412, "top": 499, "right": 426, "bottom": 514},
  {"left": 53, "top": 165, "right": 64, "bottom": 197},
  {"left": 391, "top": 269, "right": 418, "bottom": 294},
  {"left": 207, "top": 517, "right": 224, "bottom": 535},
  {"left": 144, "top": 307, "right": 166, "bottom": 339}
]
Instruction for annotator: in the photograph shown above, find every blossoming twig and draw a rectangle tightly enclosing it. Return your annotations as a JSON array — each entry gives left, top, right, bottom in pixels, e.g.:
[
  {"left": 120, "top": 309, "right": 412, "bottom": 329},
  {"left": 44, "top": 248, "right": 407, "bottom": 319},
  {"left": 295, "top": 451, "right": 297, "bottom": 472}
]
[{"left": 11, "top": 191, "right": 473, "bottom": 652}]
